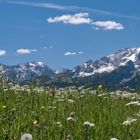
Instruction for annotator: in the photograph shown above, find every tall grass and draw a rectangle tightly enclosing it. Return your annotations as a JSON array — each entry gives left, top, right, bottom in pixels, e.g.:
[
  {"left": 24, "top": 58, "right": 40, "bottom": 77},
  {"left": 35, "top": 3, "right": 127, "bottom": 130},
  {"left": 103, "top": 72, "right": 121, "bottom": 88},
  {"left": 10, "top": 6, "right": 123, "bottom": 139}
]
[{"left": 0, "top": 87, "right": 140, "bottom": 140}]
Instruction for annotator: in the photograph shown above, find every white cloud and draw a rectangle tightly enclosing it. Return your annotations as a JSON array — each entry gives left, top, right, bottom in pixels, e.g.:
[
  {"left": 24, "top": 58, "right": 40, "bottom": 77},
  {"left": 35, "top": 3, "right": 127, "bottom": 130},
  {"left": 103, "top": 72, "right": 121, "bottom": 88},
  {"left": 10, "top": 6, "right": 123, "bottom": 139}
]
[
  {"left": 49, "top": 46, "right": 53, "bottom": 49},
  {"left": 78, "top": 51, "right": 84, "bottom": 54},
  {"left": 16, "top": 49, "right": 37, "bottom": 54},
  {"left": 6, "top": 1, "right": 69, "bottom": 10},
  {"left": 43, "top": 47, "right": 47, "bottom": 49},
  {"left": 47, "top": 13, "right": 92, "bottom": 25},
  {"left": 30, "top": 49, "right": 37, "bottom": 52},
  {"left": 5, "top": 1, "right": 126, "bottom": 30},
  {"left": 17, "top": 49, "right": 30, "bottom": 54},
  {"left": 5, "top": 1, "right": 140, "bottom": 20},
  {"left": 92, "top": 20, "right": 124, "bottom": 30},
  {"left": 0, "top": 50, "right": 6, "bottom": 56},
  {"left": 64, "top": 52, "right": 77, "bottom": 56},
  {"left": 64, "top": 51, "right": 84, "bottom": 56},
  {"left": 43, "top": 46, "right": 53, "bottom": 50},
  {"left": 47, "top": 13, "right": 124, "bottom": 30}
]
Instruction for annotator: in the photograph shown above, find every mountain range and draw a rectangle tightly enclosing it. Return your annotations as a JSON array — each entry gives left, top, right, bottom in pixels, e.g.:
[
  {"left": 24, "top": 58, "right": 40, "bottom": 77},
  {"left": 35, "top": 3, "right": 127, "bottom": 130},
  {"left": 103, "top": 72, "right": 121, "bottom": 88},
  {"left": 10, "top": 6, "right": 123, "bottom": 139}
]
[{"left": 1, "top": 47, "right": 140, "bottom": 90}]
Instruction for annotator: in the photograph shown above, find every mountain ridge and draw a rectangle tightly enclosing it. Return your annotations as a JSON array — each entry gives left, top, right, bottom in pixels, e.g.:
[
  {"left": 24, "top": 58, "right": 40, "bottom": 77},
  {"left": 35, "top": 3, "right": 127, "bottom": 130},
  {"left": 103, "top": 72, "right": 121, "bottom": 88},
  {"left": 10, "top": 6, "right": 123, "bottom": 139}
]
[{"left": 1, "top": 47, "right": 140, "bottom": 89}]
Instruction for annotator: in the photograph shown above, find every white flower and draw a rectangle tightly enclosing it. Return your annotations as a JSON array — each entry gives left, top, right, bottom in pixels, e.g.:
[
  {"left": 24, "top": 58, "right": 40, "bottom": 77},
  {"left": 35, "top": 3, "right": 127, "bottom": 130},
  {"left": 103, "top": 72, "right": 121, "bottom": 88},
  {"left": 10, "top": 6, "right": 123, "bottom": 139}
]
[
  {"left": 66, "top": 134, "right": 72, "bottom": 140},
  {"left": 83, "top": 121, "right": 95, "bottom": 127},
  {"left": 111, "top": 138, "right": 118, "bottom": 140},
  {"left": 57, "top": 99, "right": 65, "bottom": 102},
  {"left": 136, "top": 110, "right": 140, "bottom": 117},
  {"left": 98, "top": 94, "right": 105, "bottom": 97},
  {"left": 83, "top": 121, "right": 90, "bottom": 126},
  {"left": 89, "top": 123, "right": 95, "bottom": 127},
  {"left": 67, "top": 99, "right": 75, "bottom": 103},
  {"left": 67, "top": 116, "right": 76, "bottom": 122},
  {"left": 13, "top": 108, "right": 16, "bottom": 111},
  {"left": 8, "top": 82, "right": 14, "bottom": 87},
  {"left": 4, "top": 89, "right": 8, "bottom": 92},
  {"left": 56, "top": 122, "right": 63, "bottom": 128},
  {"left": 122, "top": 118, "right": 137, "bottom": 126},
  {"left": 21, "top": 133, "right": 32, "bottom": 140},
  {"left": 126, "top": 101, "right": 140, "bottom": 106},
  {"left": 2, "top": 106, "right": 6, "bottom": 108},
  {"left": 69, "top": 112, "right": 75, "bottom": 117}
]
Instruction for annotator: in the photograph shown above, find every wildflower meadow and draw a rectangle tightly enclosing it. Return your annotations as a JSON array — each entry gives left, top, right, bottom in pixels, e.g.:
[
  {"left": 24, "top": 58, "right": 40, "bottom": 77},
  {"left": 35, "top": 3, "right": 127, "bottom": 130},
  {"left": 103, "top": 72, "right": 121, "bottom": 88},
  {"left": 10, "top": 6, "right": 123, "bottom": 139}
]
[{"left": 0, "top": 84, "right": 140, "bottom": 140}]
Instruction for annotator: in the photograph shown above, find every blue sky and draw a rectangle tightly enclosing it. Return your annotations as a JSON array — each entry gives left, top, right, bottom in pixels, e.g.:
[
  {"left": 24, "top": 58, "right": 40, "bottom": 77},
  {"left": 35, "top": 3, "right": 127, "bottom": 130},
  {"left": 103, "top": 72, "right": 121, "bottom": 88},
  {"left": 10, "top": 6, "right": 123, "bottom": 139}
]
[{"left": 0, "top": 0, "right": 140, "bottom": 69}]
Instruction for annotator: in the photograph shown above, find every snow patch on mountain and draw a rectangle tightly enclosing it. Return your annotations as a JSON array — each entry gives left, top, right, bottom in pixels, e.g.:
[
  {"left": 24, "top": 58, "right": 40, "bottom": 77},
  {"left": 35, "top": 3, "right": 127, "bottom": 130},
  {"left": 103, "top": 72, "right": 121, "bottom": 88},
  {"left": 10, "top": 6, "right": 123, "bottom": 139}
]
[
  {"left": 73, "top": 48, "right": 140, "bottom": 77},
  {"left": 0, "top": 61, "right": 54, "bottom": 82},
  {"left": 79, "top": 71, "right": 94, "bottom": 77},
  {"left": 94, "top": 65, "right": 114, "bottom": 73},
  {"left": 37, "top": 61, "right": 45, "bottom": 67}
]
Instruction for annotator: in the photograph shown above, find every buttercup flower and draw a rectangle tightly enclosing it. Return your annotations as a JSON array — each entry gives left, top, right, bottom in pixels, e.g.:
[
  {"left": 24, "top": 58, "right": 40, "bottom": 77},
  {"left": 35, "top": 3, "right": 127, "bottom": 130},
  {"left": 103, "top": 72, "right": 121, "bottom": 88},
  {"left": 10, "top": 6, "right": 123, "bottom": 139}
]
[{"left": 33, "top": 120, "right": 38, "bottom": 125}]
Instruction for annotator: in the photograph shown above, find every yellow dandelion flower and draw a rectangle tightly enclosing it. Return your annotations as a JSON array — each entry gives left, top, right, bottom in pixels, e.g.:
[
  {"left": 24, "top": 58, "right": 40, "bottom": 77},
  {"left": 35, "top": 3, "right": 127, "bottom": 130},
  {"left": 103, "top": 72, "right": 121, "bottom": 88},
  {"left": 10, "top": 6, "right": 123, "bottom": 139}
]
[
  {"left": 97, "top": 84, "right": 104, "bottom": 93},
  {"left": 33, "top": 120, "right": 38, "bottom": 125}
]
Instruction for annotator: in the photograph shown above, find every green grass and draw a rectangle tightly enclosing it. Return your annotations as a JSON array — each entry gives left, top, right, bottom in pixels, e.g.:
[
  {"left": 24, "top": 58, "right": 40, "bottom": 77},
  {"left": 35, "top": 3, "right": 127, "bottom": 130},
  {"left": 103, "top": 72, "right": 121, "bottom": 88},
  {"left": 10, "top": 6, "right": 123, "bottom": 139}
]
[{"left": 0, "top": 88, "right": 140, "bottom": 140}]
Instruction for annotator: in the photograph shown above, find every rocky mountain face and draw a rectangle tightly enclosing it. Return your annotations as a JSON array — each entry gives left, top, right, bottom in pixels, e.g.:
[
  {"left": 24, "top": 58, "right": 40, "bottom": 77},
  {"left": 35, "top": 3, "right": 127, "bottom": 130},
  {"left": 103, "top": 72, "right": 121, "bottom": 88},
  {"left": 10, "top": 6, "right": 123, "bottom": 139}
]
[
  {"left": 1, "top": 48, "right": 140, "bottom": 89},
  {"left": 72, "top": 48, "right": 140, "bottom": 77},
  {"left": 0, "top": 61, "right": 54, "bottom": 83},
  {"left": 50, "top": 47, "right": 140, "bottom": 89}
]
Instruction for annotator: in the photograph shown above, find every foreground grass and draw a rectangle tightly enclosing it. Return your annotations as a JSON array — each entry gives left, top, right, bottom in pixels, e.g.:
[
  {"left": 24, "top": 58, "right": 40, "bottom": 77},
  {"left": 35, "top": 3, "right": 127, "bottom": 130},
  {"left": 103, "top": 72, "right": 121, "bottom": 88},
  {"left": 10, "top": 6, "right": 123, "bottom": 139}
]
[{"left": 0, "top": 88, "right": 140, "bottom": 140}]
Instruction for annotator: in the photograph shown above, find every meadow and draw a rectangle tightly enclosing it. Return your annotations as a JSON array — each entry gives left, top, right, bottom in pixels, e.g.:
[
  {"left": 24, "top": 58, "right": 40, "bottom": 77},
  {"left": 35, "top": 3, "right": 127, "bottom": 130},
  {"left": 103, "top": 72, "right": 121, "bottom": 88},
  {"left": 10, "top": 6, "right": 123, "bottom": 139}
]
[{"left": 0, "top": 84, "right": 140, "bottom": 140}]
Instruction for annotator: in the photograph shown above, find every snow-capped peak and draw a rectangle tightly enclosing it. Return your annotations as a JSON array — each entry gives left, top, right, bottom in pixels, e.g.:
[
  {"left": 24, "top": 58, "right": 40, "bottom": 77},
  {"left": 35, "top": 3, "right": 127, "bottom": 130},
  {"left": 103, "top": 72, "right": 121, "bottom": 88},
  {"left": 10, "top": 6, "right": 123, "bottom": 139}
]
[
  {"left": 107, "top": 48, "right": 140, "bottom": 63},
  {"left": 73, "top": 47, "right": 140, "bottom": 77},
  {"left": 0, "top": 61, "right": 54, "bottom": 82},
  {"left": 28, "top": 61, "right": 45, "bottom": 67},
  {"left": 37, "top": 61, "right": 44, "bottom": 67}
]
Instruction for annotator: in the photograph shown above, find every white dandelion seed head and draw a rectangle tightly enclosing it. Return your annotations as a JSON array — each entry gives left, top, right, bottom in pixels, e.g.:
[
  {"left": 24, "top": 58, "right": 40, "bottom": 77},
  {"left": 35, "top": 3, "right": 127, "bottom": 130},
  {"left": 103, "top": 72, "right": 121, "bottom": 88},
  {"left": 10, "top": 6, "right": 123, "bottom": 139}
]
[{"left": 21, "top": 133, "right": 32, "bottom": 140}]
